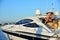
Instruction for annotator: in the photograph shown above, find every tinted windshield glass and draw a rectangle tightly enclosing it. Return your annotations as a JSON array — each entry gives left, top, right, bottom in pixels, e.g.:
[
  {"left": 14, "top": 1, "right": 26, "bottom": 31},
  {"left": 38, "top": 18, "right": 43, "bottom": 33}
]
[
  {"left": 16, "top": 19, "right": 33, "bottom": 24},
  {"left": 23, "top": 23, "right": 39, "bottom": 28}
]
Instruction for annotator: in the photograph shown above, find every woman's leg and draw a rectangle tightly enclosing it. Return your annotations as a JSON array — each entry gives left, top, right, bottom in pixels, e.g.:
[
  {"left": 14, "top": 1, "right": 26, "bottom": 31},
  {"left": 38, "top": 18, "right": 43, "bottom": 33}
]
[{"left": 52, "top": 20, "right": 56, "bottom": 31}]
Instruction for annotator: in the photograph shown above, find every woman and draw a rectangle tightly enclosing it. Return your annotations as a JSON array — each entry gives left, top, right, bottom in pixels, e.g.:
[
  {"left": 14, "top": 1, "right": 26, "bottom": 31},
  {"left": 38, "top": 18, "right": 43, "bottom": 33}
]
[
  {"left": 44, "top": 12, "right": 50, "bottom": 24},
  {"left": 44, "top": 12, "right": 56, "bottom": 31},
  {"left": 49, "top": 12, "right": 56, "bottom": 31}
]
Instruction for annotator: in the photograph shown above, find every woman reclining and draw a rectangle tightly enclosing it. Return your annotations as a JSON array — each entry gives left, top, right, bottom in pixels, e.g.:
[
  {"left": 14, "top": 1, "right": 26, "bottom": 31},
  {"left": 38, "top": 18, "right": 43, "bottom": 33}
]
[{"left": 43, "top": 12, "right": 56, "bottom": 31}]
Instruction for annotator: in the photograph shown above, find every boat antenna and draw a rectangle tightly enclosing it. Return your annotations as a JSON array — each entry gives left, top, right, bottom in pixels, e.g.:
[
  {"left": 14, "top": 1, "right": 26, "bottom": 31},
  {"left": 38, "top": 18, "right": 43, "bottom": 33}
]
[
  {"left": 51, "top": 0, "right": 54, "bottom": 12},
  {"left": 47, "top": 0, "right": 54, "bottom": 12}
]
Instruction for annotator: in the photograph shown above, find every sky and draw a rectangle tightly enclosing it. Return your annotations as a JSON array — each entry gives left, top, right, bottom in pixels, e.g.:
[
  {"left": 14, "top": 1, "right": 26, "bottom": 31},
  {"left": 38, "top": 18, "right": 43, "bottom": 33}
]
[{"left": 0, "top": 0, "right": 60, "bottom": 23}]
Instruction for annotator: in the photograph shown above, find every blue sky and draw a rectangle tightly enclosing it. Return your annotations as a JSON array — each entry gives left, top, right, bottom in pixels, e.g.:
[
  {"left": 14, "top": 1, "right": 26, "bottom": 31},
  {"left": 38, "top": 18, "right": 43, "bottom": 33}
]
[{"left": 0, "top": 0, "right": 60, "bottom": 23}]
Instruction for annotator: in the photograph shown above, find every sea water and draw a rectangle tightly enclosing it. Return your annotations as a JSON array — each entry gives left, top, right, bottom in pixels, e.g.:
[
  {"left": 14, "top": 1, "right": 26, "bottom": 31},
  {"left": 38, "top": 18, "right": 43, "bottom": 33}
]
[{"left": 0, "top": 26, "right": 8, "bottom": 40}]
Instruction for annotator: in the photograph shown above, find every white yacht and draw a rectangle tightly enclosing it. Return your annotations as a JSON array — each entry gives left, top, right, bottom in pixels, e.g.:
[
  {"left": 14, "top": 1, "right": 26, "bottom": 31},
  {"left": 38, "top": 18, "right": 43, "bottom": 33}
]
[
  {"left": 1, "top": 12, "right": 60, "bottom": 40},
  {"left": 1, "top": 0, "right": 60, "bottom": 40}
]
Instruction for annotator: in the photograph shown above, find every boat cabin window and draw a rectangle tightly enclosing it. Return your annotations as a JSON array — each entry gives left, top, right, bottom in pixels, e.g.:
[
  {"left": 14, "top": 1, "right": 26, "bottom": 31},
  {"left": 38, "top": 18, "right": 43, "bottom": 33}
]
[
  {"left": 23, "top": 23, "right": 39, "bottom": 28},
  {"left": 16, "top": 19, "right": 33, "bottom": 25}
]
